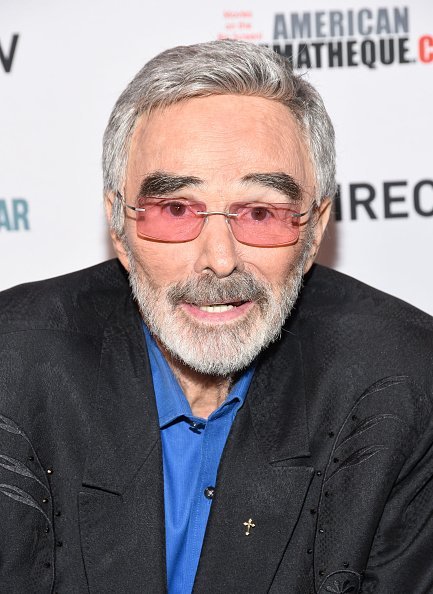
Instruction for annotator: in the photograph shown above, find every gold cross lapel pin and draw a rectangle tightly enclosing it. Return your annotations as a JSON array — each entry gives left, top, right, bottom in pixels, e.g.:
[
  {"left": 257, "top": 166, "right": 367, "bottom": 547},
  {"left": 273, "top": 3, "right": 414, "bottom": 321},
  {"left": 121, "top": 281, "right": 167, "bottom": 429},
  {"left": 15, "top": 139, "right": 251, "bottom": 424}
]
[{"left": 243, "top": 518, "right": 255, "bottom": 536}]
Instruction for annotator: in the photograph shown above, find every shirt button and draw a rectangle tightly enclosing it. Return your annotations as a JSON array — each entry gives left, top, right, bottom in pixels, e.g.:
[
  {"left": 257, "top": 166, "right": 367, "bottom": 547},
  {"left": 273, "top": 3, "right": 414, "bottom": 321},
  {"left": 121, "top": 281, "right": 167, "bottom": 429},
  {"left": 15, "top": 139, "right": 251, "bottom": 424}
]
[{"left": 204, "top": 486, "right": 215, "bottom": 499}]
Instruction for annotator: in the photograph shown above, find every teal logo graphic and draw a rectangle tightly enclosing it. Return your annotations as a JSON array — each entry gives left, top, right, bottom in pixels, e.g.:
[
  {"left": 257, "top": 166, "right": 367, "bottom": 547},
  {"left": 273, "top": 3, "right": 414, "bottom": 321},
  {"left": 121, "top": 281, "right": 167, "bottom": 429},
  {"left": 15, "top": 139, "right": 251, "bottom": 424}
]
[{"left": 0, "top": 199, "right": 30, "bottom": 231}]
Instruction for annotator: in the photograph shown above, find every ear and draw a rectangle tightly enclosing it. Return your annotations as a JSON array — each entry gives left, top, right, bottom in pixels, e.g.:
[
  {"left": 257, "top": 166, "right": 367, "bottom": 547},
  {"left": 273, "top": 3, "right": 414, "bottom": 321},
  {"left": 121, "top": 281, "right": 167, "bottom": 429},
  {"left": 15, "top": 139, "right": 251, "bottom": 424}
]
[
  {"left": 104, "top": 193, "right": 130, "bottom": 271},
  {"left": 303, "top": 198, "right": 332, "bottom": 274}
]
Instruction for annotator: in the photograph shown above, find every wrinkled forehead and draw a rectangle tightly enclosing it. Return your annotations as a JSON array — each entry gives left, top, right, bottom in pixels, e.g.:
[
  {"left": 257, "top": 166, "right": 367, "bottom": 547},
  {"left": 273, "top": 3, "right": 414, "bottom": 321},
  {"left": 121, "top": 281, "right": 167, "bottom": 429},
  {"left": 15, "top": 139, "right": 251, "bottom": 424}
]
[
  {"left": 131, "top": 94, "right": 306, "bottom": 145},
  {"left": 125, "top": 95, "right": 315, "bottom": 199}
]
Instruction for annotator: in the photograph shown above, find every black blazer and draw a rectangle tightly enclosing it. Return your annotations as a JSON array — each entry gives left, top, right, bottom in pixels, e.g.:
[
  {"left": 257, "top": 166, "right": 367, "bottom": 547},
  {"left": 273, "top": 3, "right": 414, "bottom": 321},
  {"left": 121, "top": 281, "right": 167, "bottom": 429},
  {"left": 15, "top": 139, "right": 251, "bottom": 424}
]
[{"left": 0, "top": 260, "right": 432, "bottom": 593}]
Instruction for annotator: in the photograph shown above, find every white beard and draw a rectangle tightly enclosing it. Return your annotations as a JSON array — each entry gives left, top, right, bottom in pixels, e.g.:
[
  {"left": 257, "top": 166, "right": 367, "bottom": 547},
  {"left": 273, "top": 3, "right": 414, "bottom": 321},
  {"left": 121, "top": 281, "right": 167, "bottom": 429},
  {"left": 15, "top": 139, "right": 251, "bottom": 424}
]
[{"left": 124, "top": 239, "right": 311, "bottom": 377}]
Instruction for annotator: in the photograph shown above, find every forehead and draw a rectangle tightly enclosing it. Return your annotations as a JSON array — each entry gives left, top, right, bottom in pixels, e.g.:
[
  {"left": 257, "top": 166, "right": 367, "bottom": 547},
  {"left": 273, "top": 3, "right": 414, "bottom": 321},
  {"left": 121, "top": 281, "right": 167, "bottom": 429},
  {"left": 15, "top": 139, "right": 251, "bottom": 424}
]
[{"left": 126, "top": 95, "right": 313, "bottom": 193}]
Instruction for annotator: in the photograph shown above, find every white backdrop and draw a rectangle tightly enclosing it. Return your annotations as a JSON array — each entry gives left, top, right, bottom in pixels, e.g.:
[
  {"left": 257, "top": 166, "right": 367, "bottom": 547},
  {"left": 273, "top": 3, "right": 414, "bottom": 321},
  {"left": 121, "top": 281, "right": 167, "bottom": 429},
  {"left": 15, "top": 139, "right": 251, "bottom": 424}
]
[{"left": 1, "top": 0, "right": 432, "bottom": 314}]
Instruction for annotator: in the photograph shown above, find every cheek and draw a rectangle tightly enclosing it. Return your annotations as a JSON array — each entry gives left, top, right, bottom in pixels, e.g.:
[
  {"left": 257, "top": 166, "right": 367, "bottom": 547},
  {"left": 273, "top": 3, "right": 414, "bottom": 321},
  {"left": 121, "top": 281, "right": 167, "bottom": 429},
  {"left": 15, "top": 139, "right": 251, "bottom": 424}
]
[
  {"left": 129, "top": 238, "right": 197, "bottom": 286},
  {"left": 243, "top": 247, "right": 298, "bottom": 286}
]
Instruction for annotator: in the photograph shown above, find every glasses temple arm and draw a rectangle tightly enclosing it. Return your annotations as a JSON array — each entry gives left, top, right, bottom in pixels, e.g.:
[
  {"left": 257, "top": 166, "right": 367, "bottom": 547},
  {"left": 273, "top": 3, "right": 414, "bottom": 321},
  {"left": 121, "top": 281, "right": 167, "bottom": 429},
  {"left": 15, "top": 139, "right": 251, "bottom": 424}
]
[{"left": 116, "top": 191, "right": 146, "bottom": 212}]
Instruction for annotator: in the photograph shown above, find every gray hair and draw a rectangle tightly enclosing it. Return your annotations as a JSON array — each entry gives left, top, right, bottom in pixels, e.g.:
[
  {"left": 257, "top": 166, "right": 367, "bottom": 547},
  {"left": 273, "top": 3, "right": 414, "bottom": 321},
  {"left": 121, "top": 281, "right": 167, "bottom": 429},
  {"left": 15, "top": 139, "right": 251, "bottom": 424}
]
[{"left": 103, "top": 39, "right": 336, "bottom": 235}]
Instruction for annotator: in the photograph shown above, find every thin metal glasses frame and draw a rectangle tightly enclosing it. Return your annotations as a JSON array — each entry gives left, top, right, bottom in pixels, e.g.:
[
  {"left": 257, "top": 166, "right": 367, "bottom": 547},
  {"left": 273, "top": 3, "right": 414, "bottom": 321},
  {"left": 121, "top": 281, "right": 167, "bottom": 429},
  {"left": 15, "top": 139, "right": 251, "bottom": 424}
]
[{"left": 116, "top": 191, "right": 314, "bottom": 246}]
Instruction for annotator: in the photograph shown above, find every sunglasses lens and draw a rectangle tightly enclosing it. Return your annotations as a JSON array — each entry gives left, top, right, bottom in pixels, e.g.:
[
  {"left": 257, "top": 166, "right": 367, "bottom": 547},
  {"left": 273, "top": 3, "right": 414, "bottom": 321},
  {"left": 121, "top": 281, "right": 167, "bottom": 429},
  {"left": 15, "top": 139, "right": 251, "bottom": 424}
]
[
  {"left": 135, "top": 199, "right": 205, "bottom": 242},
  {"left": 228, "top": 203, "right": 302, "bottom": 247}
]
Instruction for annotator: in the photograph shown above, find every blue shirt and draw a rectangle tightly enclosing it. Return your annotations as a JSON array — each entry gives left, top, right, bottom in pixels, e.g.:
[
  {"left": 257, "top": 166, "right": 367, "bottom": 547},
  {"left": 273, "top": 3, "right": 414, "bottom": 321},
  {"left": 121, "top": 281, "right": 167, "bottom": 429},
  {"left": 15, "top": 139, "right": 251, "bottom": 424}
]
[{"left": 143, "top": 324, "right": 254, "bottom": 594}]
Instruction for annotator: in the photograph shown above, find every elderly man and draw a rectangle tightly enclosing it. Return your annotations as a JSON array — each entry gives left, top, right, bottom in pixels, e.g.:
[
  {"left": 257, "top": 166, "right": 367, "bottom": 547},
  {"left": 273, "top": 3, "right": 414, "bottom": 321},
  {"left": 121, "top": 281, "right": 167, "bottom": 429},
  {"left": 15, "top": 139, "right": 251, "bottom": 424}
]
[{"left": 1, "top": 40, "right": 433, "bottom": 594}]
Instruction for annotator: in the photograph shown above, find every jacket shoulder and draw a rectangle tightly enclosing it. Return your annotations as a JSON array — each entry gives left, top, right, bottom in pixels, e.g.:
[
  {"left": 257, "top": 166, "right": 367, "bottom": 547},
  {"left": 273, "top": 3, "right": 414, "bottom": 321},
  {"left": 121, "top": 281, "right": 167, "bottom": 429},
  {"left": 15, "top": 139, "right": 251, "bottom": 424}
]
[
  {"left": 296, "top": 264, "right": 433, "bottom": 390},
  {"left": 301, "top": 264, "right": 433, "bottom": 331},
  {"left": 0, "top": 259, "right": 130, "bottom": 335}
]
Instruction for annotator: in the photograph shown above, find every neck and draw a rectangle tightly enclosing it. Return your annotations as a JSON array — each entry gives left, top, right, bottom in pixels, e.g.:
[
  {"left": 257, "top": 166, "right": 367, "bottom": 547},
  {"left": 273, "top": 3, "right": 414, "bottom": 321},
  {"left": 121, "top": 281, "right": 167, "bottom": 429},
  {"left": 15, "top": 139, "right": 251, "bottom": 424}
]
[{"left": 159, "top": 344, "right": 233, "bottom": 419}]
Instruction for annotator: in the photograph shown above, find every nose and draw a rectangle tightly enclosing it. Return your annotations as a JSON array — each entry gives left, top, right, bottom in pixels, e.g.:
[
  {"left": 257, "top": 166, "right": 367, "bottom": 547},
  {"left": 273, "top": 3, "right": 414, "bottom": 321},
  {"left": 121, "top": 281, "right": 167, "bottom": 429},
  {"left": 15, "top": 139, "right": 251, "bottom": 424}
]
[{"left": 193, "top": 214, "right": 244, "bottom": 278}]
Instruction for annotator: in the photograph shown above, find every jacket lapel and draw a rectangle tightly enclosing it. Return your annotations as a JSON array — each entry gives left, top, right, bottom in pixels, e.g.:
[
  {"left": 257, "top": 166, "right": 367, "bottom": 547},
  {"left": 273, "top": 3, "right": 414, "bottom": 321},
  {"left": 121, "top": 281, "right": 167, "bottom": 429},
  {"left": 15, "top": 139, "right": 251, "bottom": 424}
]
[
  {"left": 78, "top": 298, "right": 166, "bottom": 593},
  {"left": 193, "top": 331, "right": 314, "bottom": 593}
]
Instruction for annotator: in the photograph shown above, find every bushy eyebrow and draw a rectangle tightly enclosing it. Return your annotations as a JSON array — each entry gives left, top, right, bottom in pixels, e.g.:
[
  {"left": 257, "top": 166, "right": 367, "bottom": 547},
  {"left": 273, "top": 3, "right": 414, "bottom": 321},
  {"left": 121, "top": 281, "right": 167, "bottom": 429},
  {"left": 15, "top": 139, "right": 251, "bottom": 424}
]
[
  {"left": 137, "top": 171, "right": 202, "bottom": 198},
  {"left": 136, "top": 170, "right": 303, "bottom": 203},
  {"left": 241, "top": 172, "right": 303, "bottom": 203}
]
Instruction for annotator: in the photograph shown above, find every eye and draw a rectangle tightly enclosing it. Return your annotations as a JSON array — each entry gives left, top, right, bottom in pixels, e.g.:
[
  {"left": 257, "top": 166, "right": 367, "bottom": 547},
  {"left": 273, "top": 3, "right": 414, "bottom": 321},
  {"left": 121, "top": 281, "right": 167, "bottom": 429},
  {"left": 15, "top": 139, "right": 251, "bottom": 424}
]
[
  {"left": 164, "top": 201, "right": 187, "bottom": 217},
  {"left": 146, "top": 198, "right": 193, "bottom": 218},
  {"left": 249, "top": 206, "right": 273, "bottom": 221}
]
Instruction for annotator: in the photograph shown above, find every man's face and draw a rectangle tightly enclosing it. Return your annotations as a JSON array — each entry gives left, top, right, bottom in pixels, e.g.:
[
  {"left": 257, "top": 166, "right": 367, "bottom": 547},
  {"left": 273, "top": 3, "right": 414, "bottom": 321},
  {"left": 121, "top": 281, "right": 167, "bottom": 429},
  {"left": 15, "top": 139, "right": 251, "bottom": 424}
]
[{"left": 110, "top": 95, "right": 329, "bottom": 375}]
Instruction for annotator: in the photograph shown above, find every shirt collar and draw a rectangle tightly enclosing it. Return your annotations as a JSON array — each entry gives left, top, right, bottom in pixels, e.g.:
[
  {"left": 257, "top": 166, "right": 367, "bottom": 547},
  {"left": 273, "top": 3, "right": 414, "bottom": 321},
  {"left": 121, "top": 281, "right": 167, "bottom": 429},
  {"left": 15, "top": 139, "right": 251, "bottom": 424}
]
[{"left": 142, "top": 323, "right": 254, "bottom": 428}]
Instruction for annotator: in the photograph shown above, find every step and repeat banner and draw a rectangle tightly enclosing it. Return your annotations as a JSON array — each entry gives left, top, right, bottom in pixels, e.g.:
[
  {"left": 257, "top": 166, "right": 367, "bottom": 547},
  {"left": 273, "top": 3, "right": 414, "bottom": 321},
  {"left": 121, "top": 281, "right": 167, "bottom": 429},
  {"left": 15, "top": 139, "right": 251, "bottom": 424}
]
[{"left": 1, "top": 0, "right": 432, "bottom": 313}]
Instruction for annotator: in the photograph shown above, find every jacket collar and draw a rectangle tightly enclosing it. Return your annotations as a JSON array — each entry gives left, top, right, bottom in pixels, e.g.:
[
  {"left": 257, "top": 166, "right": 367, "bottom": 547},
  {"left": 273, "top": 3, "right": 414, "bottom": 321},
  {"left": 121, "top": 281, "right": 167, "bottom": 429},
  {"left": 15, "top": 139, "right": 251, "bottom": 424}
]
[
  {"left": 247, "top": 324, "right": 310, "bottom": 462},
  {"left": 82, "top": 289, "right": 160, "bottom": 495}
]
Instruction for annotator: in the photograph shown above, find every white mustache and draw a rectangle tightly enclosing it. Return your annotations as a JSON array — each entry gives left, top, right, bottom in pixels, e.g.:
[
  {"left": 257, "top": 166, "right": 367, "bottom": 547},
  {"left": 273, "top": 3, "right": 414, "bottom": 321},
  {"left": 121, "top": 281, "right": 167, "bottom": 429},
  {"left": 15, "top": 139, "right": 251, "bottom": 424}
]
[{"left": 166, "top": 271, "right": 271, "bottom": 308}]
